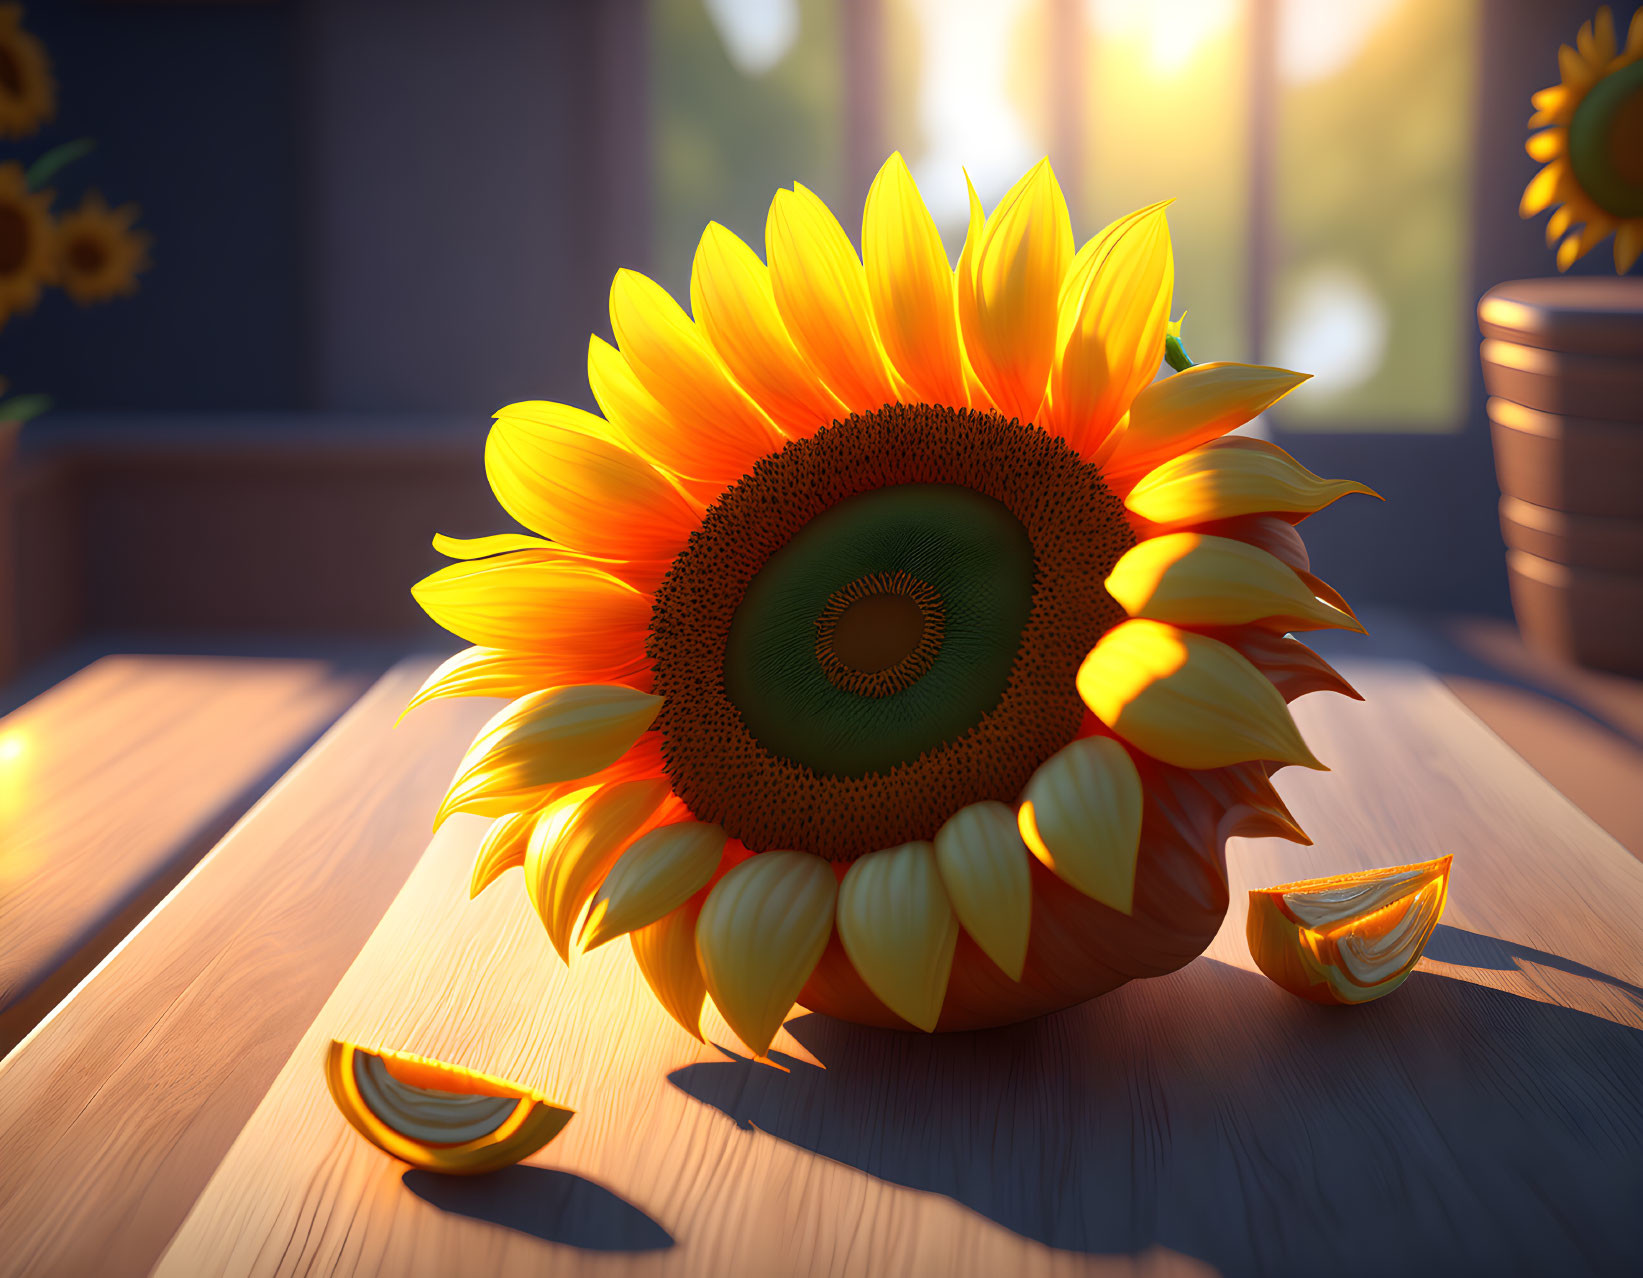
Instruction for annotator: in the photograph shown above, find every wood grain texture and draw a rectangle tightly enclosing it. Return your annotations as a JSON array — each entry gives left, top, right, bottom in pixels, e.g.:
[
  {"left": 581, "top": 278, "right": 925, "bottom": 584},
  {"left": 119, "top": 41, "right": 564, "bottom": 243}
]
[
  {"left": 0, "top": 654, "right": 374, "bottom": 1052},
  {"left": 154, "top": 660, "right": 1643, "bottom": 1278},
  {"left": 0, "top": 657, "right": 489, "bottom": 1278}
]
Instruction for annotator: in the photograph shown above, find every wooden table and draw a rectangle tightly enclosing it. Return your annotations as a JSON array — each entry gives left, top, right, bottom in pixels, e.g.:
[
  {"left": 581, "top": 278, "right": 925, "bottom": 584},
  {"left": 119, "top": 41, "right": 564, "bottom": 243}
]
[{"left": 2, "top": 654, "right": 1640, "bottom": 1277}]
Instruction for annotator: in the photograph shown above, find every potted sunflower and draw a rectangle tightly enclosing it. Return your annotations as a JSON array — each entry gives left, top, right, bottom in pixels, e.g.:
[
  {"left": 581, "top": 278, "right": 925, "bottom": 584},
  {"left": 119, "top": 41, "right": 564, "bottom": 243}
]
[
  {"left": 1481, "top": 5, "right": 1643, "bottom": 674},
  {"left": 0, "top": 3, "right": 151, "bottom": 679}
]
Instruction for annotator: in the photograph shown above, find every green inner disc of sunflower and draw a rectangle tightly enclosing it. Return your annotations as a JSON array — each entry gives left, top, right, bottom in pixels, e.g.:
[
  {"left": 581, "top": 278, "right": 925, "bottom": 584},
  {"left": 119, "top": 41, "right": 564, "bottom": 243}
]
[
  {"left": 647, "top": 403, "right": 1136, "bottom": 860},
  {"left": 1570, "top": 58, "right": 1643, "bottom": 218}
]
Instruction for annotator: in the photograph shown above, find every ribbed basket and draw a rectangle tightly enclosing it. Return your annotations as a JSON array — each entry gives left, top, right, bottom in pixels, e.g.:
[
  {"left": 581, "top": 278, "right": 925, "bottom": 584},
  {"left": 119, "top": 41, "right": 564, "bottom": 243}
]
[{"left": 1479, "top": 278, "right": 1643, "bottom": 675}]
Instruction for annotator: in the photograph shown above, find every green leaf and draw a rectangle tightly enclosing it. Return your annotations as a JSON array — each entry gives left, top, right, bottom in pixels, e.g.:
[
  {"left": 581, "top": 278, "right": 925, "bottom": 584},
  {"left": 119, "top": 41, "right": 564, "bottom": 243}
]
[
  {"left": 1163, "top": 332, "right": 1196, "bottom": 373},
  {"left": 0, "top": 394, "right": 53, "bottom": 423},
  {"left": 26, "top": 138, "right": 96, "bottom": 191}
]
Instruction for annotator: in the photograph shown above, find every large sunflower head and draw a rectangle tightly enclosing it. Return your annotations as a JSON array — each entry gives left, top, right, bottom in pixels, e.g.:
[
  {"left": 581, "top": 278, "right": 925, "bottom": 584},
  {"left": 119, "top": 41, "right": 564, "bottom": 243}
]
[
  {"left": 55, "top": 190, "right": 150, "bottom": 305},
  {"left": 0, "top": 158, "right": 55, "bottom": 328},
  {"left": 412, "top": 155, "right": 1375, "bottom": 1057},
  {"left": 1521, "top": 5, "right": 1643, "bottom": 273},
  {"left": 0, "top": 4, "right": 53, "bottom": 140}
]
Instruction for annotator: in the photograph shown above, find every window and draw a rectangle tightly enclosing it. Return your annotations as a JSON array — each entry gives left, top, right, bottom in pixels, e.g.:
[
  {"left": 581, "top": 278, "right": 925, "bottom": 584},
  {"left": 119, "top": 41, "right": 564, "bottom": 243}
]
[{"left": 651, "top": 0, "right": 1477, "bottom": 431}]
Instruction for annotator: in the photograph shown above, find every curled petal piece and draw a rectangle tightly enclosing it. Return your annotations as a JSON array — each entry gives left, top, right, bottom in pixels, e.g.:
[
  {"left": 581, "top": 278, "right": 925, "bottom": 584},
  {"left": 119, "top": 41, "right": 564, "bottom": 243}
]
[
  {"left": 695, "top": 850, "right": 837, "bottom": 1057},
  {"left": 1017, "top": 737, "right": 1142, "bottom": 914},
  {"left": 1247, "top": 855, "right": 1452, "bottom": 1005},
  {"left": 581, "top": 821, "right": 726, "bottom": 951},
  {"left": 432, "top": 532, "right": 554, "bottom": 560},
  {"left": 691, "top": 222, "right": 845, "bottom": 438},
  {"left": 436, "top": 685, "right": 662, "bottom": 825},
  {"left": 485, "top": 407, "right": 699, "bottom": 561},
  {"left": 1125, "top": 440, "right": 1379, "bottom": 527},
  {"left": 767, "top": 184, "right": 899, "bottom": 413},
  {"left": 863, "top": 152, "right": 967, "bottom": 408},
  {"left": 1048, "top": 201, "right": 1174, "bottom": 458},
  {"left": 524, "top": 776, "right": 673, "bottom": 961},
  {"left": 837, "top": 842, "right": 959, "bottom": 1031},
  {"left": 412, "top": 556, "right": 652, "bottom": 655},
  {"left": 609, "top": 268, "right": 784, "bottom": 478},
  {"left": 1104, "top": 533, "right": 1363, "bottom": 633},
  {"left": 1078, "top": 619, "right": 1325, "bottom": 771},
  {"left": 470, "top": 807, "right": 541, "bottom": 898},
  {"left": 631, "top": 897, "right": 709, "bottom": 1040},
  {"left": 957, "top": 158, "right": 1073, "bottom": 424},
  {"left": 933, "top": 800, "right": 1032, "bottom": 980},
  {"left": 1102, "top": 361, "right": 1309, "bottom": 487},
  {"left": 401, "top": 646, "right": 644, "bottom": 724},
  {"left": 1214, "top": 628, "right": 1363, "bottom": 703}
]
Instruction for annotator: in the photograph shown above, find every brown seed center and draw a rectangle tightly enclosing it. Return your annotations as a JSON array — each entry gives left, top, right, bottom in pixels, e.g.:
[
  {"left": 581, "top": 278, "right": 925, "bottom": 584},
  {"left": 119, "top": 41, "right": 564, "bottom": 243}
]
[
  {"left": 0, "top": 206, "right": 28, "bottom": 275},
  {"left": 831, "top": 590, "right": 924, "bottom": 673}
]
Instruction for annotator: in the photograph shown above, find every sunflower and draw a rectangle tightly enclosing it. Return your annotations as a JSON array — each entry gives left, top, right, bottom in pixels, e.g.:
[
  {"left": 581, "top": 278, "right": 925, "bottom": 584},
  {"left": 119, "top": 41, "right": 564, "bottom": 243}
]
[
  {"left": 0, "top": 159, "right": 55, "bottom": 328},
  {"left": 0, "top": 5, "right": 52, "bottom": 140},
  {"left": 411, "top": 155, "right": 1375, "bottom": 1057},
  {"left": 1521, "top": 5, "right": 1643, "bottom": 273},
  {"left": 55, "top": 190, "right": 150, "bottom": 305}
]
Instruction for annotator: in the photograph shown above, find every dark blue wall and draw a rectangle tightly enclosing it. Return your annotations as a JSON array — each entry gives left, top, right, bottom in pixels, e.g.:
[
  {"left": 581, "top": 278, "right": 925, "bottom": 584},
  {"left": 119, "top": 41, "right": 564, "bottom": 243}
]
[{"left": 4, "top": 0, "right": 304, "bottom": 410}]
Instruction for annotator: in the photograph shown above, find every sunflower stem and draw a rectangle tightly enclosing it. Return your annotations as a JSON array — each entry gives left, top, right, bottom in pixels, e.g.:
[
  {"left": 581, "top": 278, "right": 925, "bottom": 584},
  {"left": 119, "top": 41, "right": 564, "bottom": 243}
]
[
  {"left": 1163, "top": 333, "right": 1195, "bottom": 373},
  {"left": 26, "top": 138, "right": 96, "bottom": 192}
]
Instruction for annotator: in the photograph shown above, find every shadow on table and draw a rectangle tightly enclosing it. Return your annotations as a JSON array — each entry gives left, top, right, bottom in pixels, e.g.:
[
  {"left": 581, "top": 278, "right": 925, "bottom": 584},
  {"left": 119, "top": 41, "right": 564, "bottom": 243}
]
[
  {"left": 670, "top": 956, "right": 1643, "bottom": 1277},
  {"left": 403, "top": 1166, "right": 674, "bottom": 1252},
  {"left": 1426, "top": 923, "right": 1643, "bottom": 1012}
]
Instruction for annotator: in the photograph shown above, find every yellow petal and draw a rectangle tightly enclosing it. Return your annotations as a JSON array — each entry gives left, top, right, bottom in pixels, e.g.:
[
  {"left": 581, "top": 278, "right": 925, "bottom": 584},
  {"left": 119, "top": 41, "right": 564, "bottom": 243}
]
[
  {"left": 1078, "top": 619, "right": 1325, "bottom": 770},
  {"left": 1557, "top": 214, "right": 1616, "bottom": 272},
  {"left": 766, "top": 184, "right": 898, "bottom": 413},
  {"left": 436, "top": 684, "right": 662, "bottom": 825},
  {"left": 585, "top": 336, "right": 724, "bottom": 502},
  {"left": 836, "top": 842, "right": 958, "bottom": 1031},
  {"left": 1529, "top": 85, "right": 1573, "bottom": 128},
  {"left": 432, "top": 532, "right": 554, "bottom": 559},
  {"left": 695, "top": 850, "right": 837, "bottom": 1057},
  {"left": 1578, "top": 11, "right": 1616, "bottom": 70},
  {"left": 1105, "top": 533, "right": 1363, "bottom": 633},
  {"left": 400, "top": 646, "right": 641, "bottom": 724},
  {"left": 1520, "top": 159, "right": 1569, "bottom": 217},
  {"left": 690, "top": 222, "right": 847, "bottom": 438},
  {"left": 1545, "top": 203, "right": 1575, "bottom": 248},
  {"left": 524, "top": 776, "right": 672, "bottom": 961},
  {"left": 1525, "top": 127, "right": 1567, "bottom": 162},
  {"left": 1125, "top": 440, "right": 1379, "bottom": 526},
  {"left": 631, "top": 899, "right": 708, "bottom": 1041},
  {"left": 1629, "top": 6, "right": 1643, "bottom": 58},
  {"left": 1102, "top": 362, "right": 1310, "bottom": 487},
  {"left": 581, "top": 821, "right": 726, "bottom": 951},
  {"left": 411, "top": 555, "right": 651, "bottom": 655},
  {"left": 486, "top": 407, "right": 699, "bottom": 561},
  {"left": 1616, "top": 222, "right": 1643, "bottom": 275},
  {"left": 954, "top": 171, "right": 997, "bottom": 411},
  {"left": 957, "top": 158, "right": 1073, "bottom": 424},
  {"left": 1047, "top": 201, "right": 1174, "bottom": 457},
  {"left": 469, "top": 808, "right": 541, "bottom": 897},
  {"left": 1016, "top": 737, "right": 1142, "bottom": 914},
  {"left": 932, "top": 800, "right": 1031, "bottom": 980},
  {"left": 609, "top": 268, "right": 784, "bottom": 477},
  {"left": 1559, "top": 42, "right": 1597, "bottom": 90},
  {"left": 862, "top": 153, "right": 967, "bottom": 407}
]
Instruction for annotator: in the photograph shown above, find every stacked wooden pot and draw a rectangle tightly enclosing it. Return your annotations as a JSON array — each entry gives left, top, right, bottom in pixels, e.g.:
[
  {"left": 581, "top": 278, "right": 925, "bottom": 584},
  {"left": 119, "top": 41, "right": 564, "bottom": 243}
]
[{"left": 1479, "top": 278, "right": 1643, "bottom": 675}]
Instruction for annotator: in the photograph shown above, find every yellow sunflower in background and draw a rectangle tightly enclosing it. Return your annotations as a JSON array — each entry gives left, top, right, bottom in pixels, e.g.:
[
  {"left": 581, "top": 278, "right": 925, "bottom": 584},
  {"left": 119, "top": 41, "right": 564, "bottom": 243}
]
[
  {"left": 1522, "top": 5, "right": 1643, "bottom": 272},
  {"left": 411, "top": 154, "right": 1375, "bottom": 1058},
  {"left": 55, "top": 190, "right": 150, "bottom": 304},
  {"left": 0, "top": 159, "right": 55, "bottom": 328},
  {"left": 0, "top": 4, "right": 53, "bottom": 139}
]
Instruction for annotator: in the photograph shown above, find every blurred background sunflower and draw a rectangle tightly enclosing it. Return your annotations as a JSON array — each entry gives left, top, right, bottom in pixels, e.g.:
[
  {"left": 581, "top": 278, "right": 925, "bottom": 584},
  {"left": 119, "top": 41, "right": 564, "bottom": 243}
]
[
  {"left": 54, "top": 190, "right": 148, "bottom": 305},
  {"left": 0, "top": 2, "right": 53, "bottom": 140},
  {"left": 0, "top": 157, "right": 53, "bottom": 327},
  {"left": 1521, "top": 4, "right": 1643, "bottom": 271}
]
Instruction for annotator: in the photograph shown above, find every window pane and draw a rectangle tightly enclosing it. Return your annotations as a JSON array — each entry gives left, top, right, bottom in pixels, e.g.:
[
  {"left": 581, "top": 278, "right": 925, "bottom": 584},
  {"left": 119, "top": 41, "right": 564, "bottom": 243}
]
[
  {"left": 881, "top": 0, "right": 1054, "bottom": 252},
  {"left": 1270, "top": 0, "right": 1475, "bottom": 430},
  {"left": 1082, "top": 0, "right": 1252, "bottom": 366},
  {"left": 651, "top": 0, "right": 844, "bottom": 298}
]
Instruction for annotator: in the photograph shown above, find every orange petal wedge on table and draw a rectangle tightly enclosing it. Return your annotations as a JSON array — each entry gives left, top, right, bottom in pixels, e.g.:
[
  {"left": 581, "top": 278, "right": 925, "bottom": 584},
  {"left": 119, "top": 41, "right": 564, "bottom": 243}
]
[
  {"left": 325, "top": 1041, "right": 574, "bottom": 1174},
  {"left": 1246, "top": 855, "right": 1452, "bottom": 1005}
]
